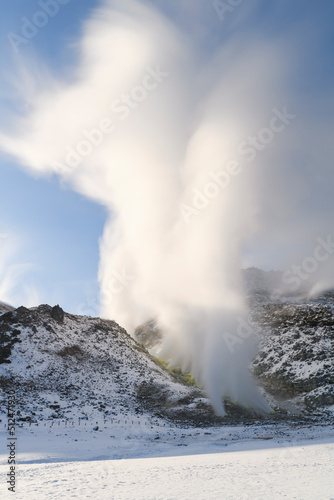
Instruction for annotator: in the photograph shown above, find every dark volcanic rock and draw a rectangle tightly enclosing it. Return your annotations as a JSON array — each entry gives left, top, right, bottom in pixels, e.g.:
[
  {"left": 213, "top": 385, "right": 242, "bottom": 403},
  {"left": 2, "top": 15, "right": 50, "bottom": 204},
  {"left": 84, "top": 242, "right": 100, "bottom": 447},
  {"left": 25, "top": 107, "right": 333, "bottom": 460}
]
[
  {"left": 0, "top": 326, "right": 21, "bottom": 364},
  {"left": 51, "top": 305, "right": 64, "bottom": 323},
  {"left": 251, "top": 292, "right": 334, "bottom": 409}
]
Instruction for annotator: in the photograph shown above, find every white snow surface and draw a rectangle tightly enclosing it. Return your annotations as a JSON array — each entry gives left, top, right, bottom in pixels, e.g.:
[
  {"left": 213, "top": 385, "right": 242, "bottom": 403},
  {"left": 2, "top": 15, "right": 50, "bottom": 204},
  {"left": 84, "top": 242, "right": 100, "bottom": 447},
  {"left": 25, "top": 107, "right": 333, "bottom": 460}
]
[{"left": 1, "top": 420, "right": 334, "bottom": 499}]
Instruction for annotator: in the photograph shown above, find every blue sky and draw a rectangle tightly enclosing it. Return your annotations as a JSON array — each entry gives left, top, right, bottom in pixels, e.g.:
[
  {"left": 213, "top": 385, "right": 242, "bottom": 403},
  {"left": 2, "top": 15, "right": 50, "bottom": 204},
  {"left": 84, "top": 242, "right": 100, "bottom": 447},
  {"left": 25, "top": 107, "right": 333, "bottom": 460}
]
[
  {"left": 0, "top": 0, "right": 334, "bottom": 313},
  {"left": 0, "top": 0, "right": 104, "bottom": 311}
]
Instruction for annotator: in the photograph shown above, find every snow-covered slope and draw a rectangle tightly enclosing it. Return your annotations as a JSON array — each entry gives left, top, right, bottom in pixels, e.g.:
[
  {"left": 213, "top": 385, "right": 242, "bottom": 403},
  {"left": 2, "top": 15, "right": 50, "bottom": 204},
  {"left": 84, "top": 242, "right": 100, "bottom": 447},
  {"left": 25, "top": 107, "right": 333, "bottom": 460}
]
[
  {"left": 0, "top": 304, "right": 216, "bottom": 425},
  {"left": 1, "top": 278, "right": 334, "bottom": 424},
  {"left": 251, "top": 292, "right": 334, "bottom": 410}
]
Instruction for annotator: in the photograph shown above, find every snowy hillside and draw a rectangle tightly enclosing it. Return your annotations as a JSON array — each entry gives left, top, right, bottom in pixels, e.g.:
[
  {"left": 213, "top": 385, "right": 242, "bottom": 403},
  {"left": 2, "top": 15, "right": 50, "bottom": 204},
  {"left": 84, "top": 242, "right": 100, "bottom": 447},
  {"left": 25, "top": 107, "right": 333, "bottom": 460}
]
[
  {"left": 0, "top": 304, "right": 216, "bottom": 426},
  {"left": 1, "top": 279, "right": 334, "bottom": 424},
  {"left": 251, "top": 291, "right": 334, "bottom": 411}
]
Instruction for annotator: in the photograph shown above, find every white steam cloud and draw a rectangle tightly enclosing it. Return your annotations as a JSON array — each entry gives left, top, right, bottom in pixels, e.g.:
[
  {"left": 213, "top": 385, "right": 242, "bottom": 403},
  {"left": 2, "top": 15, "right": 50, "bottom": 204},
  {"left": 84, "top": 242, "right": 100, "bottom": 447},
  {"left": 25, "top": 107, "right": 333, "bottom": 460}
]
[{"left": 1, "top": 0, "right": 334, "bottom": 414}]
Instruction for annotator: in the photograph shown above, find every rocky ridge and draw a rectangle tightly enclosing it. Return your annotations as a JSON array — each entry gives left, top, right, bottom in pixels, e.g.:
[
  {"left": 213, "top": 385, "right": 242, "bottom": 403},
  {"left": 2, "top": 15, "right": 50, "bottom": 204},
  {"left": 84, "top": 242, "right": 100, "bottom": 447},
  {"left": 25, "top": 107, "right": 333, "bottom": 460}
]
[
  {"left": 250, "top": 291, "right": 334, "bottom": 410},
  {"left": 0, "top": 304, "right": 218, "bottom": 426}
]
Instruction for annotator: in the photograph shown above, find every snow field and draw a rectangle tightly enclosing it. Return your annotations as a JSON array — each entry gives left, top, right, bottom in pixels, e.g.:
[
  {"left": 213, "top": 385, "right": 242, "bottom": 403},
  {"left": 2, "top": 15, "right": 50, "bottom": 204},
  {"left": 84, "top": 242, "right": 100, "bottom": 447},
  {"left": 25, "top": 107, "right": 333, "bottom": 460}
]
[
  {"left": 1, "top": 422, "right": 334, "bottom": 499},
  {"left": 1, "top": 439, "right": 334, "bottom": 499}
]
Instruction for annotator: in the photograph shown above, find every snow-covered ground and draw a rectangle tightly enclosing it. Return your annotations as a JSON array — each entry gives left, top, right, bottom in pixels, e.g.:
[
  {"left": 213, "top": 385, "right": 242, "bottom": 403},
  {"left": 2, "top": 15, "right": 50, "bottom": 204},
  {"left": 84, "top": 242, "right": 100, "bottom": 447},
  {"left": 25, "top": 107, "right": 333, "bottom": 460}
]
[
  {"left": 1, "top": 420, "right": 334, "bottom": 499},
  {"left": 1, "top": 295, "right": 334, "bottom": 498}
]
